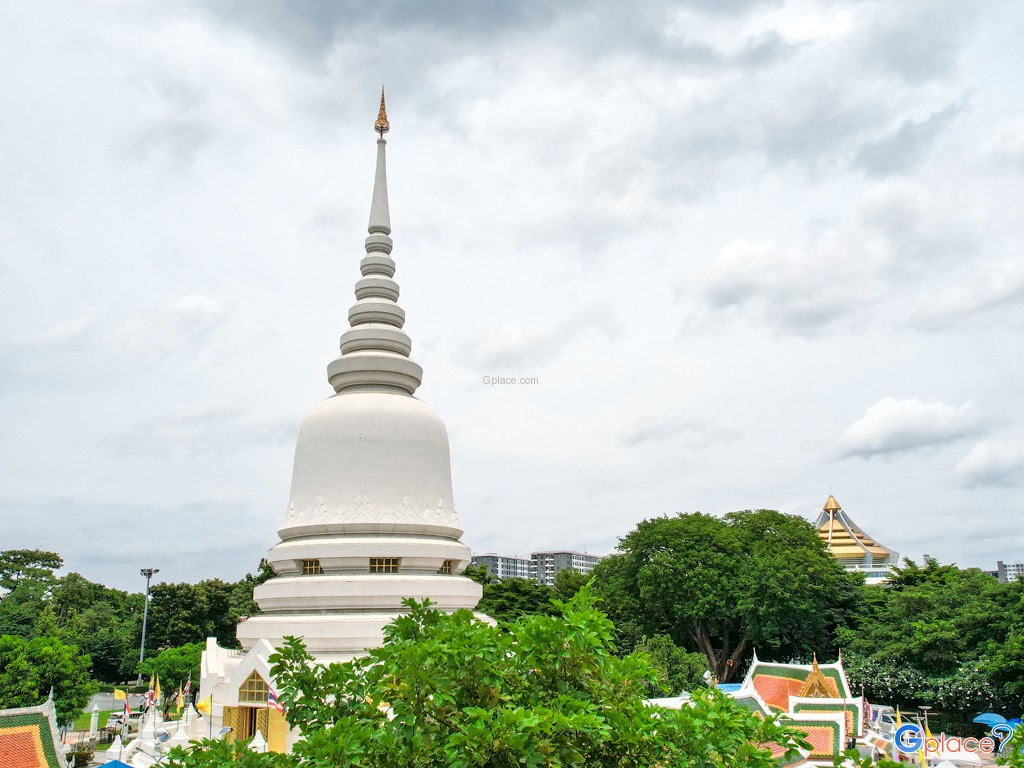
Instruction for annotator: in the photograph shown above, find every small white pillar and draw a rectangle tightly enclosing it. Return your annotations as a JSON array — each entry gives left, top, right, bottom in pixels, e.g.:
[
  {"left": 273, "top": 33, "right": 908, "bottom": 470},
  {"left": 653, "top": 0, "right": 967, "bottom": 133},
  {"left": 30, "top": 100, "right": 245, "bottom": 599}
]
[
  {"left": 106, "top": 735, "right": 123, "bottom": 764},
  {"left": 89, "top": 704, "right": 99, "bottom": 737},
  {"left": 249, "top": 731, "right": 268, "bottom": 752}
]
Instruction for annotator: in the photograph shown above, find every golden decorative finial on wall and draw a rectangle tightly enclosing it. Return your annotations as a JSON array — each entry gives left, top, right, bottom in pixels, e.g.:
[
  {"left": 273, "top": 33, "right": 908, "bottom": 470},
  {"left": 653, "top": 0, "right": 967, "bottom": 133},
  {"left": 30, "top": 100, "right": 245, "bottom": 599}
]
[{"left": 375, "top": 87, "right": 390, "bottom": 137}]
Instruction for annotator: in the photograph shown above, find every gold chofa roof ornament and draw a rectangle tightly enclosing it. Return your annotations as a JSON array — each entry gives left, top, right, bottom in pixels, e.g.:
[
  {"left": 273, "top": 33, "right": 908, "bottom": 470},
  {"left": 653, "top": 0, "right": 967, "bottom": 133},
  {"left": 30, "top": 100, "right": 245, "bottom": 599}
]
[
  {"left": 798, "top": 654, "right": 836, "bottom": 698},
  {"left": 375, "top": 88, "right": 390, "bottom": 137}
]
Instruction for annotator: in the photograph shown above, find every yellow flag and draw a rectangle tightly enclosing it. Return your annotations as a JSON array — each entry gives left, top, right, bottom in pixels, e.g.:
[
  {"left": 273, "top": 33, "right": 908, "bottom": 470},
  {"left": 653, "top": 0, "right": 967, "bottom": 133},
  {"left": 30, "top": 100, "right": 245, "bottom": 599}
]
[
  {"left": 112, "top": 688, "right": 127, "bottom": 701},
  {"left": 154, "top": 675, "right": 162, "bottom": 702},
  {"left": 892, "top": 708, "right": 903, "bottom": 762},
  {"left": 922, "top": 717, "right": 934, "bottom": 766},
  {"left": 196, "top": 695, "right": 212, "bottom": 716},
  {"left": 176, "top": 685, "right": 184, "bottom": 713}
]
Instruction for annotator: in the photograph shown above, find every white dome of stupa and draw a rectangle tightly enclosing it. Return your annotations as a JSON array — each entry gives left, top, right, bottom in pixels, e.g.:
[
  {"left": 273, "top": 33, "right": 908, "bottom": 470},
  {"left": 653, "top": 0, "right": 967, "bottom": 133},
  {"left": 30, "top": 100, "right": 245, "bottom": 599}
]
[{"left": 236, "top": 92, "right": 482, "bottom": 659}]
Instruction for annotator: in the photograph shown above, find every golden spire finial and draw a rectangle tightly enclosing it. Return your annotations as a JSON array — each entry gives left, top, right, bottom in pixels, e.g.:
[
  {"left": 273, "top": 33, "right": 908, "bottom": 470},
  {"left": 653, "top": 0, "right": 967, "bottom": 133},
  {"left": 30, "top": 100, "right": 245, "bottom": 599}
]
[
  {"left": 375, "top": 87, "right": 389, "bottom": 137},
  {"left": 799, "top": 653, "right": 835, "bottom": 698}
]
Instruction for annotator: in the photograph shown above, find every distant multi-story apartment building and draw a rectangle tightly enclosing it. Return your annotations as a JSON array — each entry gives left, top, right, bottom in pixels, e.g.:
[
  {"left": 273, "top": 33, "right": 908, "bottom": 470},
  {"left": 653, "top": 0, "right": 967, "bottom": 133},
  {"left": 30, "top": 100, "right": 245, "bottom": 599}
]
[
  {"left": 471, "top": 550, "right": 604, "bottom": 584},
  {"left": 530, "top": 551, "right": 603, "bottom": 586},
  {"left": 997, "top": 560, "right": 1024, "bottom": 583},
  {"left": 471, "top": 553, "right": 532, "bottom": 580}
]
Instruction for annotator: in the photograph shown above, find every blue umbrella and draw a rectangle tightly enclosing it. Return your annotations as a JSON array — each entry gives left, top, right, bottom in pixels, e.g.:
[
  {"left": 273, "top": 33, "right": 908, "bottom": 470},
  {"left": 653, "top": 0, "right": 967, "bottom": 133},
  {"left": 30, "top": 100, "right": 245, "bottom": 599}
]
[
  {"left": 1008, "top": 718, "right": 1022, "bottom": 728},
  {"left": 973, "top": 712, "right": 1008, "bottom": 727}
]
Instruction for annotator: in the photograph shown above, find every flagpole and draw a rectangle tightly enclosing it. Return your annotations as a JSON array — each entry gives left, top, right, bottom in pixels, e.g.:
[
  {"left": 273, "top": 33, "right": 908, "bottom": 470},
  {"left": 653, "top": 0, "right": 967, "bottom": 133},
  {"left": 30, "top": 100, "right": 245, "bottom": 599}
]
[{"left": 265, "top": 695, "right": 270, "bottom": 752}]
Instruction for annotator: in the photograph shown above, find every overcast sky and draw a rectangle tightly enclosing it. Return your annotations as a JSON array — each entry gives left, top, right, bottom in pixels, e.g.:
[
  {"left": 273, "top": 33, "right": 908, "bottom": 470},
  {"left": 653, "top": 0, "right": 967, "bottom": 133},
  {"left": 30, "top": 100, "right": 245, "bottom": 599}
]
[{"left": 1, "top": 1, "right": 1022, "bottom": 593}]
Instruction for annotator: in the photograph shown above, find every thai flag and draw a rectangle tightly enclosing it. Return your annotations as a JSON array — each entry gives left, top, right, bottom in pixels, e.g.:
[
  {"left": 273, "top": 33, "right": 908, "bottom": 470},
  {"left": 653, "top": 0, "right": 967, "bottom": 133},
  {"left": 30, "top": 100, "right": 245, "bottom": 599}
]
[
  {"left": 268, "top": 687, "right": 285, "bottom": 713},
  {"left": 183, "top": 673, "right": 191, "bottom": 700}
]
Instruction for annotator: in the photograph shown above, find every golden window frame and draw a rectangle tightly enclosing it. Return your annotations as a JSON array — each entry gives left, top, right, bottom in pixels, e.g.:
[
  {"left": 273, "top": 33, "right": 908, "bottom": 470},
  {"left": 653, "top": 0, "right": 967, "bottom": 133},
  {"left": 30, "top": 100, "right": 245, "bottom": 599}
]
[
  {"left": 238, "top": 671, "right": 269, "bottom": 704},
  {"left": 369, "top": 557, "right": 401, "bottom": 574}
]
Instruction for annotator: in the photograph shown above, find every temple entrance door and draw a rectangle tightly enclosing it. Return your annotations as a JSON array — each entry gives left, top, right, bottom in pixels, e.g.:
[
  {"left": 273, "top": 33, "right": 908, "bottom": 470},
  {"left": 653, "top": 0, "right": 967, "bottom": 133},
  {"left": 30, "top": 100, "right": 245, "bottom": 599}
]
[
  {"left": 229, "top": 670, "right": 272, "bottom": 744},
  {"left": 223, "top": 705, "right": 268, "bottom": 743}
]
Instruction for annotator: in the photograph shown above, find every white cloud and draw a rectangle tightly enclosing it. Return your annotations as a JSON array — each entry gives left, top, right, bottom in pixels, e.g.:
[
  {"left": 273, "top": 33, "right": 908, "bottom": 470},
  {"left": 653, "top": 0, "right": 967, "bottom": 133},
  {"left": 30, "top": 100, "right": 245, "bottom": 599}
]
[
  {"left": 854, "top": 96, "right": 969, "bottom": 176},
  {"left": 620, "top": 416, "right": 741, "bottom": 449},
  {"left": 163, "top": 294, "right": 231, "bottom": 339},
  {"left": 985, "top": 114, "right": 1024, "bottom": 173},
  {"left": 955, "top": 440, "right": 1024, "bottom": 487},
  {"left": 690, "top": 175, "right": 983, "bottom": 336},
  {"left": 1, "top": 0, "right": 1022, "bottom": 585},
  {"left": 107, "top": 294, "right": 232, "bottom": 360},
  {"left": 838, "top": 397, "right": 983, "bottom": 459},
  {"left": 909, "top": 259, "right": 1024, "bottom": 330},
  {"left": 455, "top": 301, "right": 620, "bottom": 370},
  {"left": 99, "top": 407, "right": 295, "bottom": 460},
  {"left": 6, "top": 312, "right": 96, "bottom": 349}
]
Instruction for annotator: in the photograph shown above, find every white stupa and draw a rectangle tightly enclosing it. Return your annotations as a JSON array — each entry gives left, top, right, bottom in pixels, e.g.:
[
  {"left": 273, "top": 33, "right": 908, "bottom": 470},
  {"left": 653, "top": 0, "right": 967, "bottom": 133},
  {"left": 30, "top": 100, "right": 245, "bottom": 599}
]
[{"left": 197, "top": 93, "right": 482, "bottom": 752}]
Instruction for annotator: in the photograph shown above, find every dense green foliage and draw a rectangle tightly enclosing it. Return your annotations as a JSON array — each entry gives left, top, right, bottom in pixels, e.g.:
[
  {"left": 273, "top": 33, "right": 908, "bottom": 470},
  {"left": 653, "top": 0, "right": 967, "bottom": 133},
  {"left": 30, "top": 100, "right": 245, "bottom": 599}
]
[
  {"left": 465, "top": 565, "right": 594, "bottom": 625},
  {"left": 166, "top": 590, "right": 808, "bottom": 767},
  {"left": 0, "top": 549, "right": 63, "bottom": 590},
  {"left": 464, "top": 564, "right": 562, "bottom": 623},
  {"left": 552, "top": 568, "right": 591, "bottom": 601},
  {"left": 1001, "top": 724, "right": 1024, "bottom": 767},
  {"left": 139, "top": 642, "right": 203, "bottom": 691},
  {"left": 0, "top": 550, "right": 145, "bottom": 685},
  {"left": 840, "top": 556, "right": 1024, "bottom": 717},
  {"left": 0, "top": 634, "right": 97, "bottom": 723},
  {"left": 145, "top": 575, "right": 266, "bottom": 651},
  {"left": 591, "top": 510, "right": 861, "bottom": 682},
  {"left": 633, "top": 634, "right": 709, "bottom": 696},
  {"left": 476, "top": 577, "right": 559, "bottom": 622},
  {"left": 0, "top": 549, "right": 272, "bottom": 683},
  {"left": 6, "top": 514, "right": 1024, "bottom": 747}
]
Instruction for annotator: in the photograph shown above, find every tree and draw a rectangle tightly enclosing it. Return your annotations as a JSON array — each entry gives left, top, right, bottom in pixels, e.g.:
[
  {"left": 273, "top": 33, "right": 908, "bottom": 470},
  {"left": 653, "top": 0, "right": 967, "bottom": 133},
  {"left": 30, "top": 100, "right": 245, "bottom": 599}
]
[
  {"left": 553, "top": 567, "right": 591, "bottom": 601},
  {"left": 461, "top": 563, "right": 496, "bottom": 586},
  {"left": 1000, "top": 724, "right": 1024, "bottom": 767},
  {"left": 146, "top": 579, "right": 241, "bottom": 651},
  {"left": 166, "top": 589, "right": 808, "bottom": 767},
  {"left": 474, "top": 577, "right": 557, "bottom": 622},
  {"left": 840, "top": 556, "right": 1024, "bottom": 715},
  {"left": 139, "top": 643, "right": 203, "bottom": 691},
  {"left": 0, "top": 555, "right": 271, "bottom": 682},
  {"left": 0, "top": 549, "right": 63, "bottom": 591},
  {"left": 0, "top": 634, "right": 97, "bottom": 724},
  {"left": 592, "top": 510, "right": 861, "bottom": 682},
  {"left": 228, "top": 560, "right": 275, "bottom": 620},
  {"left": 144, "top": 567, "right": 272, "bottom": 655},
  {"left": 0, "top": 580, "right": 48, "bottom": 637},
  {"left": 634, "top": 634, "right": 709, "bottom": 696}
]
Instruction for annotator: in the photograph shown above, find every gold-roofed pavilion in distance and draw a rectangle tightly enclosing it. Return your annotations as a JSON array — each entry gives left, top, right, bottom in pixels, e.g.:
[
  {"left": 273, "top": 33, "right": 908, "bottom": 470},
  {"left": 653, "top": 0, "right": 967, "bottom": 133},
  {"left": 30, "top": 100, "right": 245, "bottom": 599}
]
[
  {"left": 814, "top": 494, "right": 898, "bottom": 585},
  {"left": 375, "top": 87, "right": 390, "bottom": 136}
]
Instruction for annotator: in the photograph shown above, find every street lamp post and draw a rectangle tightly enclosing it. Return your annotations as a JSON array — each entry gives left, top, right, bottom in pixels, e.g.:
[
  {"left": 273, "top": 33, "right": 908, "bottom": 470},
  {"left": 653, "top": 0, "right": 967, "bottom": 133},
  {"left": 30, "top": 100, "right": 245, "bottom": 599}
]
[{"left": 135, "top": 568, "right": 159, "bottom": 686}]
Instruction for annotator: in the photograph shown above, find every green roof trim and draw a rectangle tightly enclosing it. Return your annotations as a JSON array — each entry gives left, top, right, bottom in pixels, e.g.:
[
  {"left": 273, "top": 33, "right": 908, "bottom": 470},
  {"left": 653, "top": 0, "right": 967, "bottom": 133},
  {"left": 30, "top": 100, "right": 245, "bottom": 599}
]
[{"left": 0, "top": 701, "right": 67, "bottom": 768}]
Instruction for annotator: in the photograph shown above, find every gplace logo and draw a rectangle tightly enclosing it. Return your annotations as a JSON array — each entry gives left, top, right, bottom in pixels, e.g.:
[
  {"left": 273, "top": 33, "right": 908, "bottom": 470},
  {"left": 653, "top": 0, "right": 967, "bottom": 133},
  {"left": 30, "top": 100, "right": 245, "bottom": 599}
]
[{"left": 893, "top": 723, "right": 1016, "bottom": 755}]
